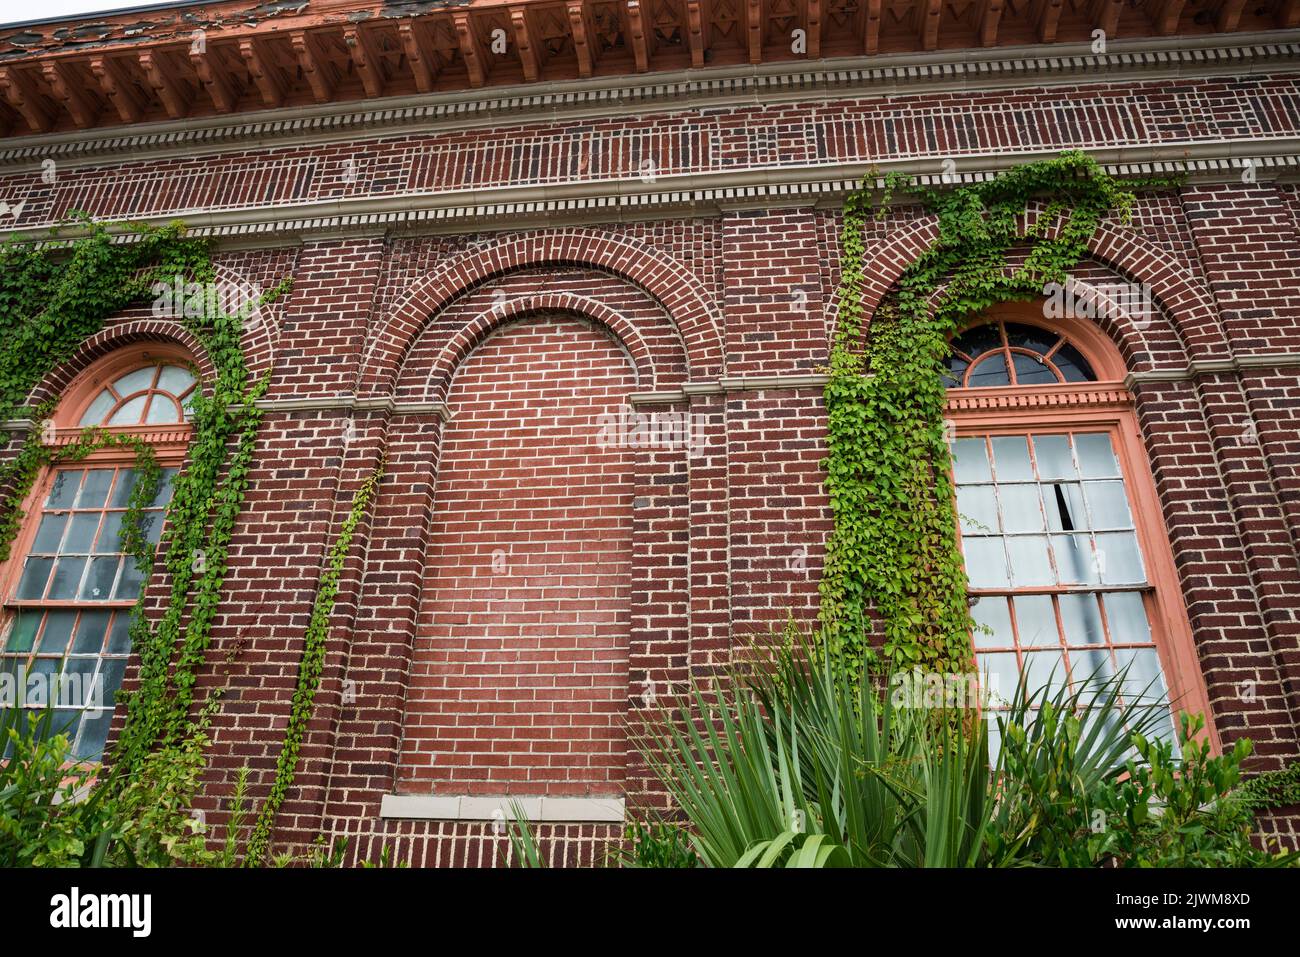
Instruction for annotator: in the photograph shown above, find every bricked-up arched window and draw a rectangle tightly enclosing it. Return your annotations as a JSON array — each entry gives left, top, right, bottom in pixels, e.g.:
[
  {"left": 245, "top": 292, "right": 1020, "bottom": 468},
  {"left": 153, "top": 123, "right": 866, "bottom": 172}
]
[
  {"left": 0, "top": 350, "right": 196, "bottom": 761},
  {"left": 946, "top": 302, "right": 1212, "bottom": 749}
]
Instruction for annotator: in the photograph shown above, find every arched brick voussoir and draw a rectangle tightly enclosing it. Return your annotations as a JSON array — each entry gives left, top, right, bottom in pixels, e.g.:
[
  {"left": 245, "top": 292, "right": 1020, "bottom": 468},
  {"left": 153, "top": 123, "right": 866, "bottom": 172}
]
[
  {"left": 1084, "top": 221, "right": 1228, "bottom": 364},
  {"left": 824, "top": 215, "right": 941, "bottom": 338},
  {"left": 27, "top": 318, "right": 217, "bottom": 409},
  {"left": 833, "top": 206, "right": 1225, "bottom": 368},
  {"left": 359, "top": 229, "right": 725, "bottom": 398},
  {"left": 209, "top": 261, "right": 280, "bottom": 379},
  {"left": 415, "top": 292, "right": 661, "bottom": 404}
]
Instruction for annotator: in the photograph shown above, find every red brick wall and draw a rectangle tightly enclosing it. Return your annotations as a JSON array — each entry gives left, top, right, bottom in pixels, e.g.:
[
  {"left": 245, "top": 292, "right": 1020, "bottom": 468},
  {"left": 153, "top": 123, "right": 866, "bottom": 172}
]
[
  {"left": 3, "top": 69, "right": 1300, "bottom": 864},
  {"left": 398, "top": 317, "right": 636, "bottom": 797}
]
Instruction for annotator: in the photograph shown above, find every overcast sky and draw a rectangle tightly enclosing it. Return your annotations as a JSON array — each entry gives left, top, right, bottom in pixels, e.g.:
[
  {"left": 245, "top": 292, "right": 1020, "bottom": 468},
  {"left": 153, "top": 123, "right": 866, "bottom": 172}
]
[{"left": 0, "top": 0, "right": 179, "bottom": 27}]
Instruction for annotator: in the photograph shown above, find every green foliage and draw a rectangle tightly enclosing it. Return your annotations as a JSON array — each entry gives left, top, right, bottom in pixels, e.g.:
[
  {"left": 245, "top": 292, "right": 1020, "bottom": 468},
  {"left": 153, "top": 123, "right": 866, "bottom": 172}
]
[
  {"left": 633, "top": 636, "right": 1294, "bottom": 868},
  {"left": 1239, "top": 760, "right": 1300, "bottom": 811},
  {"left": 219, "top": 766, "right": 252, "bottom": 868},
  {"left": 0, "top": 219, "right": 284, "bottom": 866},
  {"left": 1095, "top": 715, "right": 1293, "bottom": 867},
  {"left": 504, "top": 798, "right": 548, "bottom": 868},
  {"left": 819, "top": 152, "right": 1177, "bottom": 672},
  {"left": 243, "top": 461, "right": 385, "bottom": 866},
  {"left": 0, "top": 701, "right": 219, "bottom": 868},
  {"left": 607, "top": 819, "right": 701, "bottom": 868},
  {"left": 0, "top": 707, "right": 95, "bottom": 867},
  {"left": 0, "top": 217, "right": 206, "bottom": 421}
]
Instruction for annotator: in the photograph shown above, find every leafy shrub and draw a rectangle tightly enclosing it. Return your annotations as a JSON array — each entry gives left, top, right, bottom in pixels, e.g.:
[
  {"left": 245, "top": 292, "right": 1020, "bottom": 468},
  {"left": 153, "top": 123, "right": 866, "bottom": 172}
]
[
  {"left": 633, "top": 637, "right": 1298, "bottom": 868},
  {"left": 0, "top": 703, "right": 216, "bottom": 867}
]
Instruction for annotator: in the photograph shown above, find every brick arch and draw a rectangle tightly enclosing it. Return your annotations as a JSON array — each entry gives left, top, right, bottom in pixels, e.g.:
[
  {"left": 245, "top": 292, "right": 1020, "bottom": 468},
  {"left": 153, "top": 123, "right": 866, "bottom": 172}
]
[
  {"left": 360, "top": 229, "right": 724, "bottom": 396},
  {"left": 209, "top": 261, "right": 279, "bottom": 378},
  {"left": 415, "top": 292, "right": 660, "bottom": 404},
  {"left": 28, "top": 318, "right": 216, "bottom": 410},
  {"left": 844, "top": 206, "right": 1226, "bottom": 366}
]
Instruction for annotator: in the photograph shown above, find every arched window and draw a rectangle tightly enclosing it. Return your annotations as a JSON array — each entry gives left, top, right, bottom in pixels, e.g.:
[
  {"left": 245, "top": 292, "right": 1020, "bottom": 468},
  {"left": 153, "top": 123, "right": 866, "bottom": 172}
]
[
  {"left": 946, "top": 302, "right": 1212, "bottom": 748},
  {"left": 0, "top": 350, "right": 195, "bottom": 761}
]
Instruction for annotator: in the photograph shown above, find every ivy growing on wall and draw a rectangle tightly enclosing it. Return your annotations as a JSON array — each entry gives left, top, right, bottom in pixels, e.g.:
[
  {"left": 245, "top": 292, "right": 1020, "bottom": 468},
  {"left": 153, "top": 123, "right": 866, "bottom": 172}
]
[
  {"left": 0, "top": 219, "right": 280, "bottom": 791},
  {"left": 819, "top": 151, "right": 1173, "bottom": 674},
  {"left": 244, "top": 461, "right": 385, "bottom": 867}
]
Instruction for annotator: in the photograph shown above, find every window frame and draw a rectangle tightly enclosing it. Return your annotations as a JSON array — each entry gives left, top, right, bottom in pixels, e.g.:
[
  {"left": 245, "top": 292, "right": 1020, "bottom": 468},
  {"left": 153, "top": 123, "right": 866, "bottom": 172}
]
[{"left": 947, "top": 304, "right": 1218, "bottom": 750}]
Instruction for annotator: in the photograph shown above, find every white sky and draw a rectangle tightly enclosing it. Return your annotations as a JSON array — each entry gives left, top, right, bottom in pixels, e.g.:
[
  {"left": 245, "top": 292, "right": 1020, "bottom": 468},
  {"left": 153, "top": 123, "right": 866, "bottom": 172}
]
[{"left": 0, "top": 0, "right": 184, "bottom": 28}]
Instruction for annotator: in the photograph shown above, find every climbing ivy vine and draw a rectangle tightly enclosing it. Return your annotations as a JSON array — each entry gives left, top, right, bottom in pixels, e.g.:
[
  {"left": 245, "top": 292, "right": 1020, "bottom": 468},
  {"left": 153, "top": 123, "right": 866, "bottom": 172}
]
[
  {"left": 244, "top": 461, "right": 385, "bottom": 867},
  {"left": 819, "top": 151, "right": 1176, "bottom": 674},
  {"left": 0, "top": 218, "right": 281, "bottom": 793}
]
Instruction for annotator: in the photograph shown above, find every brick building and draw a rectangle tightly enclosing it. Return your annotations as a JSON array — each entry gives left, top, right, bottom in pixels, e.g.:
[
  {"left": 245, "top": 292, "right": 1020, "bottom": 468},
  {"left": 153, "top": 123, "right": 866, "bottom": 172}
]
[{"left": 1, "top": 0, "right": 1299, "bottom": 865}]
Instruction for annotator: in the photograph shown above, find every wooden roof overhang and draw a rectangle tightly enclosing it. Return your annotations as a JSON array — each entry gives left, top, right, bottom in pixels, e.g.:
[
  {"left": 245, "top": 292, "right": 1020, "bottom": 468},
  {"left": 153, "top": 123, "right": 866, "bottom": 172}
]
[{"left": 0, "top": 0, "right": 1296, "bottom": 138}]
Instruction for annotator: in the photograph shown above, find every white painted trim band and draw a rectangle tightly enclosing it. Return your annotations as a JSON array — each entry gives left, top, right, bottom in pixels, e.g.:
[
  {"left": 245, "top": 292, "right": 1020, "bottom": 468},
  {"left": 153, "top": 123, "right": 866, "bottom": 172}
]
[{"left": 379, "top": 793, "right": 625, "bottom": 823}]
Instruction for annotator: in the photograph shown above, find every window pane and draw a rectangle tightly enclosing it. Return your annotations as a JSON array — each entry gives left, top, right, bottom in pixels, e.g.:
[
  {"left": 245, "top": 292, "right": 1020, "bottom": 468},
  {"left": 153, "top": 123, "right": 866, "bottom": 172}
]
[
  {"left": 145, "top": 396, "right": 182, "bottom": 424},
  {"left": 31, "top": 513, "right": 67, "bottom": 553},
  {"left": 1075, "top": 433, "right": 1119, "bottom": 478},
  {"left": 77, "top": 710, "right": 113, "bottom": 762},
  {"left": 63, "top": 513, "right": 101, "bottom": 553},
  {"left": 71, "top": 611, "right": 112, "bottom": 654},
  {"left": 1012, "top": 352, "right": 1058, "bottom": 385},
  {"left": 963, "top": 538, "right": 1009, "bottom": 588},
  {"left": 157, "top": 364, "right": 196, "bottom": 395},
  {"left": 1052, "top": 534, "right": 1099, "bottom": 585},
  {"left": 78, "top": 389, "right": 116, "bottom": 426},
  {"left": 990, "top": 436, "right": 1033, "bottom": 482},
  {"left": 1007, "top": 536, "right": 1053, "bottom": 587},
  {"left": 154, "top": 469, "right": 179, "bottom": 507},
  {"left": 47, "top": 557, "right": 88, "bottom": 600},
  {"left": 1032, "top": 435, "right": 1075, "bottom": 480},
  {"left": 114, "top": 561, "right": 145, "bottom": 600},
  {"left": 999, "top": 485, "right": 1045, "bottom": 533},
  {"left": 952, "top": 438, "right": 992, "bottom": 483},
  {"left": 99, "top": 658, "right": 129, "bottom": 707},
  {"left": 16, "top": 557, "right": 55, "bottom": 599},
  {"left": 957, "top": 485, "right": 998, "bottom": 534},
  {"left": 96, "top": 512, "right": 124, "bottom": 553},
  {"left": 112, "top": 366, "right": 157, "bottom": 396},
  {"left": 52, "top": 709, "right": 83, "bottom": 745},
  {"left": 971, "top": 596, "right": 1013, "bottom": 649},
  {"left": 1043, "top": 482, "right": 1088, "bottom": 532},
  {"left": 34, "top": 610, "right": 76, "bottom": 654},
  {"left": 1096, "top": 531, "right": 1145, "bottom": 584},
  {"left": 107, "top": 395, "right": 147, "bottom": 426},
  {"left": 978, "top": 652, "right": 1020, "bottom": 707},
  {"left": 1012, "top": 595, "right": 1057, "bottom": 647},
  {"left": 1104, "top": 592, "right": 1152, "bottom": 644},
  {"left": 1114, "top": 647, "right": 1169, "bottom": 706},
  {"left": 25, "top": 658, "right": 60, "bottom": 706},
  {"left": 59, "top": 659, "right": 98, "bottom": 707},
  {"left": 4, "top": 611, "right": 40, "bottom": 653},
  {"left": 1005, "top": 323, "right": 1060, "bottom": 356},
  {"left": 106, "top": 614, "right": 132, "bottom": 654},
  {"left": 943, "top": 356, "right": 968, "bottom": 388},
  {"left": 1059, "top": 593, "right": 1105, "bottom": 645},
  {"left": 1023, "top": 650, "right": 1068, "bottom": 699},
  {"left": 968, "top": 352, "right": 1010, "bottom": 388},
  {"left": 1071, "top": 647, "right": 1115, "bottom": 691},
  {"left": 1084, "top": 480, "right": 1132, "bottom": 529},
  {"left": 1053, "top": 342, "right": 1095, "bottom": 383},
  {"left": 109, "top": 469, "right": 138, "bottom": 508},
  {"left": 138, "top": 512, "right": 163, "bottom": 547},
  {"left": 80, "top": 556, "right": 121, "bottom": 601},
  {"left": 77, "top": 470, "right": 114, "bottom": 509},
  {"left": 952, "top": 323, "right": 1003, "bottom": 359},
  {"left": 46, "top": 470, "right": 80, "bottom": 509}
]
